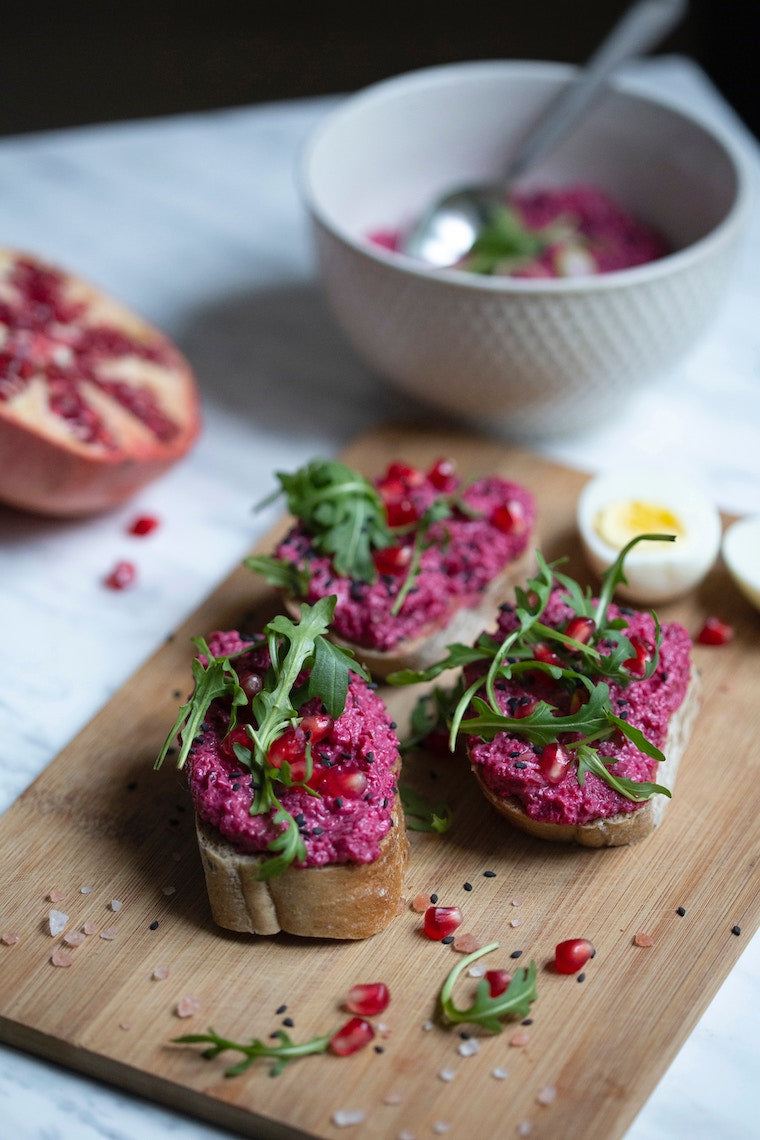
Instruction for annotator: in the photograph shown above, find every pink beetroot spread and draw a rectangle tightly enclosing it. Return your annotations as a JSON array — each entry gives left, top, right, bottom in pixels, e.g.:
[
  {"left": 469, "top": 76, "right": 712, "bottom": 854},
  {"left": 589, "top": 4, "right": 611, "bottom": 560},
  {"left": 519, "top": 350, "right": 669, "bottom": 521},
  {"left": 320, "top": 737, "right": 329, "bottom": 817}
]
[
  {"left": 467, "top": 591, "right": 693, "bottom": 825},
  {"left": 187, "top": 631, "right": 400, "bottom": 866},
  {"left": 276, "top": 468, "right": 535, "bottom": 652}
]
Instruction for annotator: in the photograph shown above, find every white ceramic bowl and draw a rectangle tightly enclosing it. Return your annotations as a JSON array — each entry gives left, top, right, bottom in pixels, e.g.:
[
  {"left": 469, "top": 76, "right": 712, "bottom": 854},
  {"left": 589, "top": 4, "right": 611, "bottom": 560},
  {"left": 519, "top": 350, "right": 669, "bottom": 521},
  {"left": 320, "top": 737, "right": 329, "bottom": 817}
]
[{"left": 300, "top": 61, "right": 751, "bottom": 439}]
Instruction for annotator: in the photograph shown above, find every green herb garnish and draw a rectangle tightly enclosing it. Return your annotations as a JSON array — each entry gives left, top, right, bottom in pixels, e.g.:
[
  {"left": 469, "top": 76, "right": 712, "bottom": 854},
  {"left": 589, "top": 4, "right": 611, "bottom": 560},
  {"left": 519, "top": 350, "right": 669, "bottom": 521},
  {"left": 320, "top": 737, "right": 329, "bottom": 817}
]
[
  {"left": 439, "top": 943, "right": 538, "bottom": 1032},
  {"left": 155, "top": 596, "right": 368, "bottom": 879},
  {"left": 172, "top": 1026, "right": 333, "bottom": 1077},
  {"left": 399, "top": 783, "right": 453, "bottom": 834},
  {"left": 389, "top": 535, "right": 676, "bottom": 805}
]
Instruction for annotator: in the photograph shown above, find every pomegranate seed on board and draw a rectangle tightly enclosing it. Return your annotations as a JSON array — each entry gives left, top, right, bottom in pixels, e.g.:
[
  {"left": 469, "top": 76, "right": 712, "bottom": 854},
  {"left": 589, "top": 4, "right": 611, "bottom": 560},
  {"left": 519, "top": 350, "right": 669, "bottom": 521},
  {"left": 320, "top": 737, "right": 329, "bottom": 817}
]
[
  {"left": 423, "top": 906, "right": 463, "bottom": 941},
  {"left": 329, "top": 1017, "right": 375, "bottom": 1056},
  {"left": 485, "top": 969, "right": 512, "bottom": 997},
  {"left": 128, "top": 514, "right": 160, "bottom": 536},
  {"left": 696, "top": 616, "right": 734, "bottom": 646},
  {"left": 346, "top": 983, "right": 390, "bottom": 1016},
  {"left": 104, "top": 560, "right": 136, "bottom": 590},
  {"left": 554, "top": 938, "right": 595, "bottom": 974},
  {"left": 539, "top": 743, "right": 572, "bottom": 784}
]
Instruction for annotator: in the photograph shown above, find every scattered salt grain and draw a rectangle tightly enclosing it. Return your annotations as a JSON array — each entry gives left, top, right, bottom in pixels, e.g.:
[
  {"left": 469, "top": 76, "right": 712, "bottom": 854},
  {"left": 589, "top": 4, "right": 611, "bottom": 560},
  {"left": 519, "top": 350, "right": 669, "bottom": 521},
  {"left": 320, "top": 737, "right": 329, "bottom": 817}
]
[
  {"left": 176, "top": 995, "right": 201, "bottom": 1018},
  {"left": 517, "top": 1120, "right": 533, "bottom": 1136},
  {"left": 82, "top": 922, "right": 98, "bottom": 936},
  {"left": 80, "top": 886, "right": 93, "bottom": 894},
  {"left": 468, "top": 964, "right": 486, "bottom": 978},
  {"left": 510, "top": 1031, "right": 531, "bottom": 1047},
  {"left": 492, "top": 1067, "right": 509, "bottom": 1080},
  {"left": 161, "top": 885, "right": 176, "bottom": 896},
  {"left": 48, "top": 890, "right": 65, "bottom": 903},
  {"left": 99, "top": 927, "right": 117, "bottom": 941},
  {"left": 331, "top": 1109, "right": 365, "bottom": 1128},
  {"left": 398, "top": 1131, "right": 415, "bottom": 1140},
  {"left": 63, "top": 931, "right": 86, "bottom": 947},
  {"left": 50, "top": 949, "right": 73, "bottom": 967},
  {"left": 48, "top": 910, "right": 69, "bottom": 936},
  {"left": 422, "top": 1020, "right": 434, "bottom": 1032},
  {"left": 438, "top": 1068, "right": 457, "bottom": 1082},
  {"left": 110, "top": 899, "right": 123, "bottom": 912},
  {"left": 119, "top": 1020, "right": 132, "bottom": 1031},
  {"left": 509, "top": 918, "right": 523, "bottom": 928},
  {"left": 152, "top": 966, "right": 170, "bottom": 981},
  {"left": 383, "top": 1091, "right": 404, "bottom": 1106},
  {"left": 1, "top": 932, "right": 20, "bottom": 946},
  {"left": 511, "top": 897, "right": 524, "bottom": 907},
  {"left": 452, "top": 932, "right": 480, "bottom": 953},
  {"left": 376, "top": 1022, "right": 390, "bottom": 1037},
  {"left": 536, "top": 1085, "right": 557, "bottom": 1106},
  {"left": 411, "top": 894, "right": 429, "bottom": 913},
  {"left": 458, "top": 1038, "right": 480, "bottom": 1058},
  {"left": 634, "top": 932, "right": 654, "bottom": 948},
  {"left": 433, "top": 1123, "right": 451, "bottom": 1134}
]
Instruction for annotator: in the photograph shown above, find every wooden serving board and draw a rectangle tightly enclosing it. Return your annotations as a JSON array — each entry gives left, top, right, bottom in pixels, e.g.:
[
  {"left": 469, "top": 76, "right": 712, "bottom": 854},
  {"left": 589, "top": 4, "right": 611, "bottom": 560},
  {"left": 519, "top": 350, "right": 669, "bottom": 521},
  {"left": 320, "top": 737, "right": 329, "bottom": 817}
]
[{"left": 1, "top": 423, "right": 758, "bottom": 1140}]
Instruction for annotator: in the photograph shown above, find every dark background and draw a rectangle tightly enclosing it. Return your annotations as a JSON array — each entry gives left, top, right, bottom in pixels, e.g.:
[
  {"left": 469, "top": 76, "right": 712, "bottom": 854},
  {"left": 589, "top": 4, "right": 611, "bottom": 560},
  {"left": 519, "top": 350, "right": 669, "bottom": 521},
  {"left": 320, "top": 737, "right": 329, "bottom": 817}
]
[{"left": 0, "top": 2, "right": 756, "bottom": 139}]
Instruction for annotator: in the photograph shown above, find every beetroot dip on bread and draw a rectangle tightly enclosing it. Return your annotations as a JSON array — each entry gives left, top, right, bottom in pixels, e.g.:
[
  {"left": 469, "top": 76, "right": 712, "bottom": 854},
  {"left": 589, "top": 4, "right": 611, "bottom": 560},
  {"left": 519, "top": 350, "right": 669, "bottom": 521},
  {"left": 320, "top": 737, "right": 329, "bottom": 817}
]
[
  {"left": 187, "top": 631, "right": 401, "bottom": 866},
  {"left": 466, "top": 592, "right": 693, "bottom": 827},
  {"left": 273, "top": 459, "right": 536, "bottom": 654}
]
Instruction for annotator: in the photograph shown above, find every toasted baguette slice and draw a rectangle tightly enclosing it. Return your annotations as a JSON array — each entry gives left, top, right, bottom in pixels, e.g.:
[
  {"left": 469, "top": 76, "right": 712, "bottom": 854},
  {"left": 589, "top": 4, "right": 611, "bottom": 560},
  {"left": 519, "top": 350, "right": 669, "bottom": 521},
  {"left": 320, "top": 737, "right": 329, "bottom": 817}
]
[
  {"left": 194, "top": 788, "right": 409, "bottom": 938},
  {"left": 285, "top": 542, "right": 537, "bottom": 679},
  {"left": 472, "top": 669, "right": 701, "bottom": 847}
]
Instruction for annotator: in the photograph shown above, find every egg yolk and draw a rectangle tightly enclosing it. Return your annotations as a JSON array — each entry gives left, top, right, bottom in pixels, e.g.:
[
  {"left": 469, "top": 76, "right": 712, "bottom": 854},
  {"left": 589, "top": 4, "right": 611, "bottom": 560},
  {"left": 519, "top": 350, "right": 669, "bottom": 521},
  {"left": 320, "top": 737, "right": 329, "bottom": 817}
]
[{"left": 594, "top": 499, "right": 685, "bottom": 551}]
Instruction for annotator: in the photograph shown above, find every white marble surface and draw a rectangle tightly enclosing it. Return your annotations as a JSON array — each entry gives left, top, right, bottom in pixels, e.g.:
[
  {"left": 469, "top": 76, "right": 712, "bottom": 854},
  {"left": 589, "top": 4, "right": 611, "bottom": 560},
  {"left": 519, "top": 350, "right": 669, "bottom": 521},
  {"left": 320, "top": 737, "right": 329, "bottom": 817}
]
[{"left": 0, "top": 55, "right": 758, "bottom": 1140}]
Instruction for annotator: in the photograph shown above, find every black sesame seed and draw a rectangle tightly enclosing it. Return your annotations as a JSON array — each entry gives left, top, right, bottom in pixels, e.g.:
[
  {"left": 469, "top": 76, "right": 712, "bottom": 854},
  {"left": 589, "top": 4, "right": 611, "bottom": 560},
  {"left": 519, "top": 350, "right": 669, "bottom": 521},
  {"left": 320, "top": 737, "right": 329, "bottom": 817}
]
[
  {"left": 276, "top": 1004, "right": 287, "bottom": 1014},
  {"left": 390, "top": 721, "right": 397, "bottom": 730},
  {"left": 483, "top": 870, "right": 496, "bottom": 878},
  {"left": 521, "top": 1018, "right": 533, "bottom": 1025},
  {"left": 232, "top": 783, "right": 241, "bottom": 792},
  {"left": 374, "top": 1045, "right": 385, "bottom": 1054},
  {"left": 577, "top": 972, "right": 586, "bottom": 983},
  {"left": 676, "top": 906, "right": 686, "bottom": 917},
  {"left": 126, "top": 781, "right": 138, "bottom": 791},
  {"left": 149, "top": 920, "right": 159, "bottom": 930},
  {"left": 430, "top": 893, "right": 439, "bottom": 904},
  {"left": 510, "top": 950, "right": 523, "bottom": 959},
  {"left": 294, "top": 813, "right": 305, "bottom": 827},
  {"left": 335, "top": 797, "right": 343, "bottom": 809},
  {"left": 366, "top": 751, "right": 374, "bottom": 763},
  {"left": 508, "top": 751, "right": 520, "bottom": 758},
  {"left": 442, "top": 935, "right": 455, "bottom": 944},
  {"left": 463, "top": 882, "right": 473, "bottom": 892},
  {"left": 311, "top": 827, "right": 324, "bottom": 836},
  {"left": 732, "top": 925, "right": 742, "bottom": 936},
  {"left": 514, "top": 761, "right": 527, "bottom": 769},
  {"left": 459, "top": 1031, "right": 470, "bottom": 1039},
  {"left": 283, "top": 1016, "right": 294, "bottom": 1027}
]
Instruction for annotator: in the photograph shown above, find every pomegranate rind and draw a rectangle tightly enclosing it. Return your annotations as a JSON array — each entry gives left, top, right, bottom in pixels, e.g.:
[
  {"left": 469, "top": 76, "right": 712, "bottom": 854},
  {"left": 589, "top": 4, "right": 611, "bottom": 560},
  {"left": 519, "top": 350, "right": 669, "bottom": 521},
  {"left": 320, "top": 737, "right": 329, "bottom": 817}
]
[{"left": 0, "top": 248, "right": 201, "bottom": 516}]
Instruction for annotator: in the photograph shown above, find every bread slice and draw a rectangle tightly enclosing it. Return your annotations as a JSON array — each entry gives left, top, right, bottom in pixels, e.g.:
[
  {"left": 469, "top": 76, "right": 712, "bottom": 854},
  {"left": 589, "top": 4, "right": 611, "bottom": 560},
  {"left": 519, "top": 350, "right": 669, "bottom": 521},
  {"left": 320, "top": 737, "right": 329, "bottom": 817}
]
[
  {"left": 194, "top": 788, "right": 408, "bottom": 938},
  {"left": 472, "top": 668, "right": 701, "bottom": 847},
  {"left": 285, "top": 542, "right": 537, "bottom": 680}
]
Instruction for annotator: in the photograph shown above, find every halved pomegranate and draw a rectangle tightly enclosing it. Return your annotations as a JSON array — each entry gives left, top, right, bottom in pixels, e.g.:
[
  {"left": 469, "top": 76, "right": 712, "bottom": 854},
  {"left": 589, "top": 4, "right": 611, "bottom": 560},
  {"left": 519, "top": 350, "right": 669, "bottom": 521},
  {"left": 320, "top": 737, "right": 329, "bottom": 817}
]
[{"left": 0, "top": 249, "right": 201, "bottom": 516}]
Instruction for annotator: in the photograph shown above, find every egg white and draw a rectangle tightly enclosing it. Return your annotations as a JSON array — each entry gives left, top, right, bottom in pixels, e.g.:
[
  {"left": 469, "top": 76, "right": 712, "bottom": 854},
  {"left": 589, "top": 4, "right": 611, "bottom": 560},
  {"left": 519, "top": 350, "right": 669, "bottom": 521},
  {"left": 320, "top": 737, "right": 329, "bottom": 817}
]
[
  {"left": 722, "top": 515, "right": 760, "bottom": 612},
  {"left": 577, "top": 468, "right": 722, "bottom": 604}
]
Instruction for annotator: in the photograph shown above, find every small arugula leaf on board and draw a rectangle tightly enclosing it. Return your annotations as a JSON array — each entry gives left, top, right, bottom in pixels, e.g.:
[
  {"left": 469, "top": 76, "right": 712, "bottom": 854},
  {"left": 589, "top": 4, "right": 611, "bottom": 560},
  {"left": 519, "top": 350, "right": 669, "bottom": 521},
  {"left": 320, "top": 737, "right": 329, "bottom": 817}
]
[
  {"left": 399, "top": 783, "right": 453, "bottom": 833},
  {"left": 243, "top": 554, "right": 311, "bottom": 598},
  {"left": 439, "top": 943, "right": 538, "bottom": 1032},
  {"left": 172, "top": 1027, "right": 333, "bottom": 1078}
]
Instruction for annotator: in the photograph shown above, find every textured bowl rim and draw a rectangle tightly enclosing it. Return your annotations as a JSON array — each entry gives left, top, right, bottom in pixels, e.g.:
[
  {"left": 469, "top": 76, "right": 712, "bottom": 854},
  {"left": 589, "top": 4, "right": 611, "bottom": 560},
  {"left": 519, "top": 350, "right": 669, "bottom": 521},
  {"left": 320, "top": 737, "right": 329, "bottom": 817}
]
[{"left": 300, "top": 58, "right": 754, "bottom": 295}]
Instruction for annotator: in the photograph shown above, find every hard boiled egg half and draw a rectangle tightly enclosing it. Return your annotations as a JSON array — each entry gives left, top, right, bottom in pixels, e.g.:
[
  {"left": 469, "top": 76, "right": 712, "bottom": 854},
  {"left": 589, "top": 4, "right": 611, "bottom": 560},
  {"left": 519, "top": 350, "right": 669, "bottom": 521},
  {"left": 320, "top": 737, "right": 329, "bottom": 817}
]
[
  {"left": 722, "top": 515, "right": 760, "bottom": 612},
  {"left": 577, "top": 469, "right": 722, "bottom": 604}
]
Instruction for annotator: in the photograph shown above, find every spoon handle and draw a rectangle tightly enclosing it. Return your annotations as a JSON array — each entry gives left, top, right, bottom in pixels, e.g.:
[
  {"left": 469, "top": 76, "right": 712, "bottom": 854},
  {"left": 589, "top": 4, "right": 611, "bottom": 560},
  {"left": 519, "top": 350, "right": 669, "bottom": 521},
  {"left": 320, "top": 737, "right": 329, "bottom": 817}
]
[{"left": 504, "top": 0, "right": 689, "bottom": 182}]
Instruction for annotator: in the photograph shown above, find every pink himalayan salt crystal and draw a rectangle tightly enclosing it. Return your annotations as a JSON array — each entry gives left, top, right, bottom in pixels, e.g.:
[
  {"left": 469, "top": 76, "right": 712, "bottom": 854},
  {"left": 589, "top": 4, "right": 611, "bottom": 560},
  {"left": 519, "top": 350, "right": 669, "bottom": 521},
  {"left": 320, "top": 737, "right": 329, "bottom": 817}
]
[
  {"left": 517, "top": 1121, "right": 533, "bottom": 1136},
  {"left": 411, "top": 894, "right": 429, "bottom": 913},
  {"left": 109, "top": 899, "right": 123, "bottom": 912},
  {"left": 510, "top": 918, "right": 523, "bottom": 928},
  {"left": 63, "top": 931, "right": 86, "bottom": 947},
  {"left": 510, "top": 1030, "right": 531, "bottom": 1047},
  {"left": 48, "top": 889, "right": 65, "bottom": 903},
  {"left": 82, "top": 922, "right": 98, "bottom": 936},
  {"left": 634, "top": 932, "right": 654, "bottom": 948},
  {"left": 511, "top": 897, "right": 524, "bottom": 907},
  {"left": 176, "top": 994, "right": 201, "bottom": 1018},
  {"left": 48, "top": 909, "right": 69, "bottom": 936},
  {"left": 383, "top": 1091, "right": 404, "bottom": 1106},
  {"left": 2, "top": 932, "right": 20, "bottom": 946},
  {"left": 331, "top": 1109, "right": 366, "bottom": 1128},
  {"left": 452, "top": 932, "right": 480, "bottom": 954},
  {"left": 119, "top": 1021, "right": 132, "bottom": 1031},
  {"left": 152, "top": 966, "right": 170, "bottom": 981},
  {"left": 536, "top": 1085, "right": 557, "bottom": 1106},
  {"left": 51, "top": 949, "right": 73, "bottom": 967},
  {"left": 99, "top": 927, "right": 117, "bottom": 941}
]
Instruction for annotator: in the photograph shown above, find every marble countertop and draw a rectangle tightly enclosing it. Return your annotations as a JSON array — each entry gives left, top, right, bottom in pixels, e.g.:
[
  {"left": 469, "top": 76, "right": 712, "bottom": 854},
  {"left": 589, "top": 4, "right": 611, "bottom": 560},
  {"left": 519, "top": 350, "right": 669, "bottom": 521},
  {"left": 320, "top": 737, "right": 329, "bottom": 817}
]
[{"left": 0, "top": 55, "right": 758, "bottom": 1140}]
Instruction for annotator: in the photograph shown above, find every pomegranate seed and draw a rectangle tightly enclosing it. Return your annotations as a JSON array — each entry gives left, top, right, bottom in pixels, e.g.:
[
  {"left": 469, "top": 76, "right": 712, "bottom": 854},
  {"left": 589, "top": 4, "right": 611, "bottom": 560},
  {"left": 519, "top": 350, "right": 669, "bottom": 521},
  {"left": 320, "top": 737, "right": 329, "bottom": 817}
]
[
  {"left": 240, "top": 671, "right": 263, "bottom": 700},
  {"left": 223, "top": 725, "right": 253, "bottom": 758},
  {"left": 423, "top": 905, "right": 462, "bottom": 941},
  {"left": 385, "top": 461, "right": 423, "bottom": 485},
  {"left": 374, "top": 542, "right": 413, "bottom": 575},
  {"left": 346, "top": 982, "right": 390, "bottom": 1016},
  {"left": 104, "top": 560, "right": 136, "bottom": 590},
  {"left": 267, "top": 726, "right": 306, "bottom": 768},
  {"left": 696, "top": 616, "right": 734, "bottom": 646},
  {"left": 300, "top": 712, "right": 334, "bottom": 743},
  {"left": 623, "top": 635, "right": 652, "bottom": 677},
  {"left": 491, "top": 499, "right": 526, "bottom": 535},
  {"left": 317, "top": 768, "right": 368, "bottom": 799},
  {"left": 376, "top": 475, "right": 407, "bottom": 500},
  {"left": 427, "top": 457, "right": 457, "bottom": 491},
  {"left": 539, "top": 742, "right": 572, "bottom": 784},
  {"left": 554, "top": 938, "right": 595, "bottom": 974},
  {"left": 485, "top": 969, "right": 512, "bottom": 997},
  {"left": 513, "top": 697, "right": 539, "bottom": 719},
  {"left": 564, "top": 615, "right": 595, "bottom": 645},
  {"left": 533, "top": 643, "right": 561, "bottom": 667},
  {"left": 385, "top": 498, "right": 420, "bottom": 527},
  {"left": 127, "top": 514, "right": 160, "bottom": 536},
  {"left": 329, "top": 1017, "right": 375, "bottom": 1056}
]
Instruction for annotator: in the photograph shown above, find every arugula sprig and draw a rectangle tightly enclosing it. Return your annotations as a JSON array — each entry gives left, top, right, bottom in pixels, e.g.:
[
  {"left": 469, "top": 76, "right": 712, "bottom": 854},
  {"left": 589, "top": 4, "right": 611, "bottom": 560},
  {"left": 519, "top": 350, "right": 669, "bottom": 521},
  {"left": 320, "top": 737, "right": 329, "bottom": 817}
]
[
  {"left": 439, "top": 943, "right": 538, "bottom": 1032},
  {"left": 389, "top": 535, "right": 676, "bottom": 805},
  {"left": 172, "top": 1026, "right": 333, "bottom": 1077},
  {"left": 155, "top": 597, "right": 368, "bottom": 879},
  {"left": 399, "top": 783, "right": 453, "bottom": 834}
]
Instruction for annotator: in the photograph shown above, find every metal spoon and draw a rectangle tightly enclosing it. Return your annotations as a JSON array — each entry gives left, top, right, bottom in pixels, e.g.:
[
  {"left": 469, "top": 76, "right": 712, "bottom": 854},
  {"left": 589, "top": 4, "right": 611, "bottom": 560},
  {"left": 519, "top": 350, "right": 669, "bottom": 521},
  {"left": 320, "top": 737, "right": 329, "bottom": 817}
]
[{"left": 401, "top": 0, "right": 689, "bottom": 267}]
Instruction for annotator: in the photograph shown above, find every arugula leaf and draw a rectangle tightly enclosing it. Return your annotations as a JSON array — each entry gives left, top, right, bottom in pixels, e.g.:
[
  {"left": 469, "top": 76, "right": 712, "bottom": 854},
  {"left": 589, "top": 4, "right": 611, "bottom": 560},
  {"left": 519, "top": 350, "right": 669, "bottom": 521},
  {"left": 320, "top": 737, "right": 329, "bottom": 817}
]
[
  {"left": 243, "top": 554, "right": 311, "bottom": 598},
  {"left": 306, "top": 636, "right": 368, "bottom": 718},
  {"left": 172, "top": 1026, "right": 333, "bottom": 1078},
  {"left": 576, "top": 745, "right": 670, "bottom": 803},
  {"left": 399, "top": 783, "right": 453, "bottom": 833},
  {"left": 461, "top": 205, "right": 547, "bottom": 275},
  {"left": 439, "top": 943, "right": 538, "bottom": 1032}
]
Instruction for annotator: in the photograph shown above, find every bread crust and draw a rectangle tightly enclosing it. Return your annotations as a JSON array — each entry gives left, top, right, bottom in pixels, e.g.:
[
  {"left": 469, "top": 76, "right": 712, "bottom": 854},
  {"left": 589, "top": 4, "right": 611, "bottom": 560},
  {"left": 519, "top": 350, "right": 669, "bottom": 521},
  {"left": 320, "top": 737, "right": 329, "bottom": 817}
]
[
  {"left": 194, "top": 789, "right": 409, "bottom": 938},
  {"left": 471, "top": 668, "right": 701, "bottom": 847},
  {"left": 285, "top": 542, "right": 536, "bottom": 680}
]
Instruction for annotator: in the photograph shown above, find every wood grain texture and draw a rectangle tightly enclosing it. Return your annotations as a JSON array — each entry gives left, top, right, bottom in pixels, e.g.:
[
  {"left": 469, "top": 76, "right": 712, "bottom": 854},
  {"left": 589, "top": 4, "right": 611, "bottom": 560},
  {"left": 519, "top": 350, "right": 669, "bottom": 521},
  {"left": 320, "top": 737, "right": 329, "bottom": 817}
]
[{"left": 1, "top": 422, "right": 758, "bottom": 1140}]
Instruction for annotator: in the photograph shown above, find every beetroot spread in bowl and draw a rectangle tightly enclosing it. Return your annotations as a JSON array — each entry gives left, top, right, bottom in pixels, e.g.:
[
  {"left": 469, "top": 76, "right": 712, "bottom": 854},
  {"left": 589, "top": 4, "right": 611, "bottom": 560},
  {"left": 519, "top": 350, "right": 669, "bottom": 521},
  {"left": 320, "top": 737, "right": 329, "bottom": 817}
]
[
  {"left": 466, "top": 590, "right": 693, "bottom": 825},
  {"left": 188, "top": 631, "right": 400, "bottom": 866},
  {"left": 372, "top": 184, "right": 668, "bottom": 279},
  {"left": 273, "top": 459, "right": 535, "bottom": 653}
]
